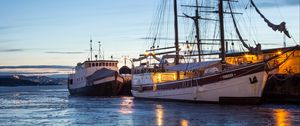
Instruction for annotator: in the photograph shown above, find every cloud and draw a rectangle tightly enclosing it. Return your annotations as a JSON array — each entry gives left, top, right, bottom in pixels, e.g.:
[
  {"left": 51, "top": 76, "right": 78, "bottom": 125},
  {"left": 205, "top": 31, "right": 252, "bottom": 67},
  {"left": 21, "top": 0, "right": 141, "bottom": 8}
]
[
  {"left": 45, "top": 51, "right": 84, "bottom": 54},
  {"left": 0, "top": 26, "right": 16, "bottom": 30},
  {"left": 285, "top": 0, "right": 299, "bottom": 5},
  {"left": 0, "top": 49, "right": 24, "bottom": 52},
  {"left": 253, "top": 0, "right": 300, "bottom": 7},
  {"left": 0, "top": 39, "right": 18, "bottom": 43}
]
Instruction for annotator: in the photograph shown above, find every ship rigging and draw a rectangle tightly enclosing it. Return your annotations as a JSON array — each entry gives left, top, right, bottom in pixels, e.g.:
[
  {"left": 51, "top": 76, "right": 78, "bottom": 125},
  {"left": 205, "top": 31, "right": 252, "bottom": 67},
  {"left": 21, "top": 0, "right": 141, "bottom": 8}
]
[{"left": 130, "top": 0, "right": 299, "bottom": 104}]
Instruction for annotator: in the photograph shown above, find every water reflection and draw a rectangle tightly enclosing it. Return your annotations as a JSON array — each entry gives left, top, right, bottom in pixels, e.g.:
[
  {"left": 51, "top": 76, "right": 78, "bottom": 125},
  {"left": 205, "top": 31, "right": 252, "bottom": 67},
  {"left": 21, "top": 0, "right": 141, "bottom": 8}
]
[
  {"left": 181, "top": 119, "right": 189, "bottom": 126},
  {"left": 273, "top": 109, "right": 291, "bottom": 126},
  {"left": 119, "top": 97, "right": 134, "bottom": 115},
  {"left": 13, "top": 92, "right": 20, "bottom": 97},
  {"left": 156, "top": 104, "right": 164, "bottom": 126},
  {"left": 1, "top": 86, "right": 300, "bottom": 126}
]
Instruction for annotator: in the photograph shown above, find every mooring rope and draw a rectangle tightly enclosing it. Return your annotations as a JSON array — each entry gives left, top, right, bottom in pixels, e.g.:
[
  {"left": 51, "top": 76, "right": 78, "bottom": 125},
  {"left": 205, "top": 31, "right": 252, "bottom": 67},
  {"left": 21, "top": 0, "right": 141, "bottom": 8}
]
[{"left": 267, "top": 74, "right": 292, "bottom": 81}]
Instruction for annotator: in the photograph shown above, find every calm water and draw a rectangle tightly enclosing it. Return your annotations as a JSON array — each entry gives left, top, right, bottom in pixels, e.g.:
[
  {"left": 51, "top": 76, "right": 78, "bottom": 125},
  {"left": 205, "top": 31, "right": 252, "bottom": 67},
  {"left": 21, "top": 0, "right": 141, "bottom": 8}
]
[{"left": 0, "top": 85, "right": 299, "bottom": 126}]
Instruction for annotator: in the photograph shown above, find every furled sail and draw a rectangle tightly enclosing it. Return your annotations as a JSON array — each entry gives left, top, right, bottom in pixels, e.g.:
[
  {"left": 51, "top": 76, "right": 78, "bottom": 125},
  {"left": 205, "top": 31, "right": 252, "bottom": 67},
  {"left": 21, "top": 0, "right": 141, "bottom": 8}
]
[{"left": 250, "top": 0, "right": 291, "bottom": 38}]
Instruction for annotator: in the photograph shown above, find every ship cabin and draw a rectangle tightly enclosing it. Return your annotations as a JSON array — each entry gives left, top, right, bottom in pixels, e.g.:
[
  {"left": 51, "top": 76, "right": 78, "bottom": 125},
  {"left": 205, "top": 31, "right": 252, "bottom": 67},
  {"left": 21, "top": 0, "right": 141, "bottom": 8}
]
[
  {"left": 83, "top": 60, "right": 118, "bottom": 75},
  {"left": 83, "top": 60, "right": 118, "bottom": 70},
  {"left": 69, "top": 60, "right": 119, "bottom": 86},
  {"left": 226, "top": 46, "right": 300, "bottom": 74}
]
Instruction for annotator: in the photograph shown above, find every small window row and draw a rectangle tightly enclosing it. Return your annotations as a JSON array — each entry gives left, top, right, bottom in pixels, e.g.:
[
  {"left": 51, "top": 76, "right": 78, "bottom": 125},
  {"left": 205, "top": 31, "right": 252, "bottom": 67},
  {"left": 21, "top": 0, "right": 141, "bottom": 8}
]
[{"left": 87, "top": 62, "right": 117, "bottom": 68}]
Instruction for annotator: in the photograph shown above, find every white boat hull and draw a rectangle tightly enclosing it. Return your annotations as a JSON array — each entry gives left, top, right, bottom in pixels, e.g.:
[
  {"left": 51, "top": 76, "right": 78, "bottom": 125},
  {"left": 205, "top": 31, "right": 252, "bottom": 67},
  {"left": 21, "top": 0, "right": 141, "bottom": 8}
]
[{"left": 132, "top": 63, "right": 268, "bottom": 104}]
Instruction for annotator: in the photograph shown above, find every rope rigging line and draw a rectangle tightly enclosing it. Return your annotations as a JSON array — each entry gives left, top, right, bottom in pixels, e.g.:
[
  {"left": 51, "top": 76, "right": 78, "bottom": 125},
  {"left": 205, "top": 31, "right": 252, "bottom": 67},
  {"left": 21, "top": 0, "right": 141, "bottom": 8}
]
[
  {"left": 146, "top": 0, "right": 169, "bottom": 49},
  {"left": 228, "top": 1, "right": 250, "bottom": 51},
  {"left": 238, "top": 0, "right": 261, "bottom": 48},
  {"left": 291, "top": 36, "right": 300, "bottom": 45},
  {"left": 268, "top": 74, "right": 292, "bottom": 81}
]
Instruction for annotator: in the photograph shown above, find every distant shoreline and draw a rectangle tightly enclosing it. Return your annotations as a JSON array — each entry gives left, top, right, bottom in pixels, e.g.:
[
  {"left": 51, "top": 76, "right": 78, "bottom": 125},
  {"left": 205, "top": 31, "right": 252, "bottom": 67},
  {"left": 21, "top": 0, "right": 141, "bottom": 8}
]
[
  {"left": 0, "top": 75, "right": 67, "bottom": 86},
  {"left": 0, "top": 83, "right": 66, "bottom": 87}
]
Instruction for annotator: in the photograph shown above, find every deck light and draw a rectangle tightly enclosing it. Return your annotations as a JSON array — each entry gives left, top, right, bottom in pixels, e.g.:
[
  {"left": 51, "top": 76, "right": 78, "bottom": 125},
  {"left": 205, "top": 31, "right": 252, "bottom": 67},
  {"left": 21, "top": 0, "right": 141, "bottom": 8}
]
[
  {"left": 277, "top": 51, "right": 282, "bottom": 55},
  {"left": 145, "top": 51, "right": 150, "bottom": 56}
]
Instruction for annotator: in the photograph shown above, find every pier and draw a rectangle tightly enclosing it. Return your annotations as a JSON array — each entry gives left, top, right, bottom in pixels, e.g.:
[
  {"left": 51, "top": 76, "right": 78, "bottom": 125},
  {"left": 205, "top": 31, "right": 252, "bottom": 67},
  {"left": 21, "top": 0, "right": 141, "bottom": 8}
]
[{"left": 263, "top": 74, "right": 300, "bottom": 103}]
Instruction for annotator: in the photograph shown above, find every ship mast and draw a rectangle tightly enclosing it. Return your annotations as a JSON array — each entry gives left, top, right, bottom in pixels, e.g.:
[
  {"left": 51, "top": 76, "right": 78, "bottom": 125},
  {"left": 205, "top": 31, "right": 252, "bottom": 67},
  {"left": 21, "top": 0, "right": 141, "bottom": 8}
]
[
  {"left": 174, "top": 0, "right": 180, "bottom": 65},
  {"left": 195, "top": 0, "right": 201, "bottom": 62},
  {"left": 181, "top": 1, "right": 215, "bottom": 62},
  {"left": 173, "top": 0, "right": 180, "bottom": 80},
  {"left": 219, "top": 0, "right": 226, "bottom": 66}
]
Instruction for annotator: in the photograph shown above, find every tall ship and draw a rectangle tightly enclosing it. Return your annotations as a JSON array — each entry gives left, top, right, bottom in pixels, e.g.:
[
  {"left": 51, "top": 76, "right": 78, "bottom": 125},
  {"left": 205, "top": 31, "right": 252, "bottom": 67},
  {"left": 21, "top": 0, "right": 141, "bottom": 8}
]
[
  {"left": 131, "top": 0, "right": 298, "bottom": 104},
  {"left": 68, "top": 40, "right": 124, "bottom": 96}
]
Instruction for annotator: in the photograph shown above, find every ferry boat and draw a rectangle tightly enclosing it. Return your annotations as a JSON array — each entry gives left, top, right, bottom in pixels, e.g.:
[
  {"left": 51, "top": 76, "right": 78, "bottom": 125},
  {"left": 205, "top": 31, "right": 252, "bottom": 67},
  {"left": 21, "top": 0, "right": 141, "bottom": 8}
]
[
  {"left": 68, "top": 41, "right": 124, "bottom": 96},
  {"left": 131, "top": 0, "right": 298, "bottom": 104}
]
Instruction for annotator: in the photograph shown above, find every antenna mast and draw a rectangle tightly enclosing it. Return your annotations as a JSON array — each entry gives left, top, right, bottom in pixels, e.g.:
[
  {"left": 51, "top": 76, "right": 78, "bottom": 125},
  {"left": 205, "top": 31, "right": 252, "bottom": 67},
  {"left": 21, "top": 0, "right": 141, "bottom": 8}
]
[
  {"left": 103, "top": 51, "right": 105, "bottom": 60},
  {"left": 98, "top": 41, "right": 101, "bottom": 60},
  {"left": 90, "top": 39, "right": 93, "bottom": 61}
]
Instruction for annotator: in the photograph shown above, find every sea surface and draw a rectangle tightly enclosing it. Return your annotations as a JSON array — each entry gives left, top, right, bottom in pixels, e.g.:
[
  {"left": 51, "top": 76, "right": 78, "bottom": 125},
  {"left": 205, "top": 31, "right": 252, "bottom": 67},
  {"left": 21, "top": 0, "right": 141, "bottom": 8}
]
[{"left": 0, "top": 85, "right": 299, "bottom": 126}]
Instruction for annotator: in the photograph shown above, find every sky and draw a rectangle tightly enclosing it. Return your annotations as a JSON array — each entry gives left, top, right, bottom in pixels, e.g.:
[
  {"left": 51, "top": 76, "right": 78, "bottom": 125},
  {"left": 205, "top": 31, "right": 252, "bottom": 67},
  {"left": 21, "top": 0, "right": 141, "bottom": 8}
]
[
  {"left": 0, "top": 0, "right": 157, "bottom": 66},
  {"left": 0, "top": 0, "right": 299, "bottom": 70}
]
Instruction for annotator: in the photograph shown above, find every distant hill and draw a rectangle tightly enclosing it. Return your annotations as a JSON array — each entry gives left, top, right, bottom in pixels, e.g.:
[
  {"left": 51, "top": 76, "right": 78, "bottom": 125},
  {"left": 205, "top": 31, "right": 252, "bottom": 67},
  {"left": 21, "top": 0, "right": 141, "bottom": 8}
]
[
  {"left": 0, "top": 65, "right": 73, "bottom": 69},
  {"left": 0, "top": 75, "right": 67, "bottom": 86},
  {"left": 0, "top": 77, "right": 39, "bottom": 86}
]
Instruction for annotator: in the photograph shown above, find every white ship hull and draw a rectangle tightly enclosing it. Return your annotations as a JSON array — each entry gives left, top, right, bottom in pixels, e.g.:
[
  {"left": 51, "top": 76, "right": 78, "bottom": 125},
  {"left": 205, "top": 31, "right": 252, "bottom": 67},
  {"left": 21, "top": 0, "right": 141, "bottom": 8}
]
[{"left": 131, "top": 63, "right": 268, "bottom": 104}]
